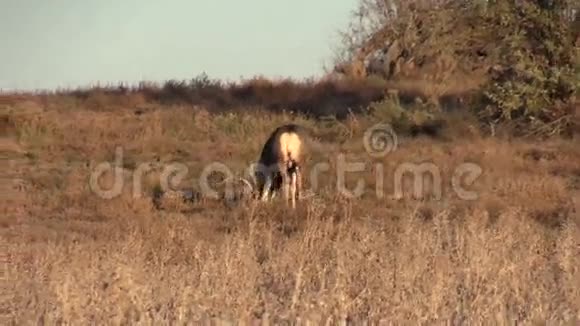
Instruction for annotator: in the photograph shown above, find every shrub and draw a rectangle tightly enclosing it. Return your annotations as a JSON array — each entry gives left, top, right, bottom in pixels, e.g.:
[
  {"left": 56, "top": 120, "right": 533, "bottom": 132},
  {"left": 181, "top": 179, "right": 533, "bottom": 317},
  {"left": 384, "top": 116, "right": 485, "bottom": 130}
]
[{"left": 475, "top": 1, "right": 579, "bottom": 137}]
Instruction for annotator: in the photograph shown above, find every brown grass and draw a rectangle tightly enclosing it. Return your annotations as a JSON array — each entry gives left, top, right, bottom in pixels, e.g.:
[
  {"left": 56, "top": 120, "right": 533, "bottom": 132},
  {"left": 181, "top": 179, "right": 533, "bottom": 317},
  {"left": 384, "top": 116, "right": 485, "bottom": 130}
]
[
  {"left": 2, "top": 96, "right": 580, "bottom": 324},
  {"left": 1, "top": 74, "right": 477, "bottom": 119}
]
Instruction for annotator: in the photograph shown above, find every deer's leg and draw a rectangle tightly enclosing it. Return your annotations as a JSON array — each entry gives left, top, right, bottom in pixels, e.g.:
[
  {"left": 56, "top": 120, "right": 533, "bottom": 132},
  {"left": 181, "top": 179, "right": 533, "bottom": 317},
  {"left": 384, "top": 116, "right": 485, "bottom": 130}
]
[
  {"left": 290, "top": 170, "right": 297, "bottom": 209},
  {"left": 279, "top": 163, "right": 290, "bottom": 206},
  {"left": 295, "top": 166, "right": 302, "bottom": 201},
  {"left": 260, "top": 173, "right": 272, "bottom": 201},
  {"left": 270, "top": 172, "right": 281, "bottom": 200}
]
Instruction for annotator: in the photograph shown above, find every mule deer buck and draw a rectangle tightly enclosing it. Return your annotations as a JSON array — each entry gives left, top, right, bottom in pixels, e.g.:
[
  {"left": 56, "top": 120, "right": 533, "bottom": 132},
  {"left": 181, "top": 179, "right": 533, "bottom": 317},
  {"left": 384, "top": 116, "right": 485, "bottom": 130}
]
[{"left": 249, "top": 124, "right": 307, "bottom": 209}]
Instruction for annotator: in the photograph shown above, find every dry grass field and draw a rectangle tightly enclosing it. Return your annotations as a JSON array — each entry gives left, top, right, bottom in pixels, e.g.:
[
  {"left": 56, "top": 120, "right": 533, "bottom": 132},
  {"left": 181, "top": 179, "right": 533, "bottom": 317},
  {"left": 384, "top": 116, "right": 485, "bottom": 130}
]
[{"left": 2, "top": 96, "right": 580, "bottom": 324}]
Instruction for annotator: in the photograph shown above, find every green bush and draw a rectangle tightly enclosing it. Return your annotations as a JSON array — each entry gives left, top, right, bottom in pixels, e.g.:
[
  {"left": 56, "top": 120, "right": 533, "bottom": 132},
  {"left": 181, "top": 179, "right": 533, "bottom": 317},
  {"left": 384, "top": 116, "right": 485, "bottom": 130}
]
[
  {"left": 336, "top": 0, "right": 578, "bottom": 137},
  {"left": 366, "top": 95, "right": 445, "bottom": 137},
  {"left": 475, "top": 1, "right": 578, "bottom": 137}
]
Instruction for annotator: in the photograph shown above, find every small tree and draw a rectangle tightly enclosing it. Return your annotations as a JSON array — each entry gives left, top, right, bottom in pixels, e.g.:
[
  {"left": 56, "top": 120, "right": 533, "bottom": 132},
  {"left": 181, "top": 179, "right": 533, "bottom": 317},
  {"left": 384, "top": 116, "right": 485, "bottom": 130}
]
[{"left": 476, "top": 0, "right": 578, "bottom": 137}]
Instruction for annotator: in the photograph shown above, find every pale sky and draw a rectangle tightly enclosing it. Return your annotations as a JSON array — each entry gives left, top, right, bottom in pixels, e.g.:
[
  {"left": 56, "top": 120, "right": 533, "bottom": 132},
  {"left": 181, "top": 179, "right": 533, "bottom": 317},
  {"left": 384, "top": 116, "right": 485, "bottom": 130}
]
[{"left": 1, "top": 0, "right": 357, "bottom": 91}]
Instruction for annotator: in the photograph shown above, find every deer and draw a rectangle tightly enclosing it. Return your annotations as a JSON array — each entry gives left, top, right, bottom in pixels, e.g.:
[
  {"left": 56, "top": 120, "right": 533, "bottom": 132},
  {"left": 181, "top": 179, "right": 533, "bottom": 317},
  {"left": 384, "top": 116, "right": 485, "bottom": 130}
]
[{"left": 247, "top": 124, "right": 307, "bottom": 209}]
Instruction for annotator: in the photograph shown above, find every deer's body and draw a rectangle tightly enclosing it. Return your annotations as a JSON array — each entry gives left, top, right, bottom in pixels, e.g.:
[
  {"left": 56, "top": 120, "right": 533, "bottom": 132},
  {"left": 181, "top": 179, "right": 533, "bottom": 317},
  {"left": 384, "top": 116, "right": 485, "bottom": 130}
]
[{"left": 254, "top": 124, "right": 305, "bottom": 209}]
